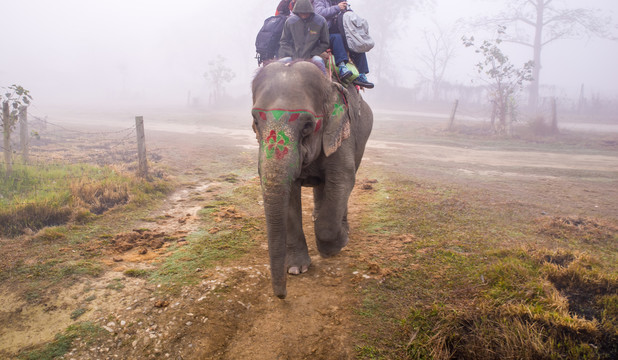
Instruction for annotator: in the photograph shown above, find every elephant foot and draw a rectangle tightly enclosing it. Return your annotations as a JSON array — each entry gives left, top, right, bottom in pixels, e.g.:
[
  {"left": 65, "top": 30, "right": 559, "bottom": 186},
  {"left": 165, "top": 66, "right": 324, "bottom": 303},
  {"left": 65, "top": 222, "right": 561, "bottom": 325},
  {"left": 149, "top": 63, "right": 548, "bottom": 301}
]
[
  {"left": 286, "top": 252, "right": 311, "bottom": 275},
  {"left": 316, "top": 230, "right": 349, "bottom": 258}
]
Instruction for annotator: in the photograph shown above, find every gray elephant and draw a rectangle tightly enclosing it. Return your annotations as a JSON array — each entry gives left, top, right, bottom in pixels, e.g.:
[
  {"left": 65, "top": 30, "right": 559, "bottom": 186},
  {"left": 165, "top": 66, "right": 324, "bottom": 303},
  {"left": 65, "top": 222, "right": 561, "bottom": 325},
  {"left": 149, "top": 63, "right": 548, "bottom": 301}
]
[{"left": 251, "top": 60, "right": 373, "bottom": 299}]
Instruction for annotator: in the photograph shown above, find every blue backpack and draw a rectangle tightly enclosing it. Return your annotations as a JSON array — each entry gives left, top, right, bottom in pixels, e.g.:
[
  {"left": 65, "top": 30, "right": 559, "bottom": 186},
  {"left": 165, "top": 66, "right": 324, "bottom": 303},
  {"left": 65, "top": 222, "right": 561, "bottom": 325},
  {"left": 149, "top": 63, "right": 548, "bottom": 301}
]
[{"left": 255, "top": 15, "right": 287, "bottom": 65}]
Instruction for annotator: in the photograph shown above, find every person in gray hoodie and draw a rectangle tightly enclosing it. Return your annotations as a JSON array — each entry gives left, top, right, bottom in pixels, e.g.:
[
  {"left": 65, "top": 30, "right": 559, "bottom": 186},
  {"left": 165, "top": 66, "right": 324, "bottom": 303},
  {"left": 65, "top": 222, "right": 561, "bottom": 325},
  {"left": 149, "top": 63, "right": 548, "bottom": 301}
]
[{"left": 278, "top": 0, "right": 329, "bottom": 72}]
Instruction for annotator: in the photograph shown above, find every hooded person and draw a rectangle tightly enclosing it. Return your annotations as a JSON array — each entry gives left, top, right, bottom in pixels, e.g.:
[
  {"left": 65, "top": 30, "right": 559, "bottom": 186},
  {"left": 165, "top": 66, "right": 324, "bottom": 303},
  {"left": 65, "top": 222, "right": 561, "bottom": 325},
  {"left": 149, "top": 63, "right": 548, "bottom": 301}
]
[{"left": 278, "top": 0, "right": 329, "bottom": 72}]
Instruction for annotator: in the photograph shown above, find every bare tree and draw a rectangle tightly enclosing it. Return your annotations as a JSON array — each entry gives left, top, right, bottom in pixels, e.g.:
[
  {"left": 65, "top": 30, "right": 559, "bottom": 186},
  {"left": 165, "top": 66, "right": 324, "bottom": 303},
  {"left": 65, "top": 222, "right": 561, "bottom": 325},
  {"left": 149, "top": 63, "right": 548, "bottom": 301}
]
[
  {"left": 416, "top": 20, "right": 458, "bottom": 102},
  {"left": 1, "top": 85, "right": 32, "bottom": 176},
  {"left": 203, "top": 55, "right": 235, "bottom": 104},
  {"left": 365, "top": 0, "right": 431, "bottom": 85},
  {"left": 475, "top": 0, "right": 615, "bottom": 111},
  {"left": 463, "top": 27, "right": 533, "bottom": 134}
]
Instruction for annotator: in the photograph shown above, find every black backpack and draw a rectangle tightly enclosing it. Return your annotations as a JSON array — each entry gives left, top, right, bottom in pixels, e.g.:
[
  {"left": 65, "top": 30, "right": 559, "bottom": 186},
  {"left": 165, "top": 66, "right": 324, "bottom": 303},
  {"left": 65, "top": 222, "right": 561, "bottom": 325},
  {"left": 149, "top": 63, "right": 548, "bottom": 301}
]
[{"left": 255, "top": 15, "right": 287, "bottom": 65}]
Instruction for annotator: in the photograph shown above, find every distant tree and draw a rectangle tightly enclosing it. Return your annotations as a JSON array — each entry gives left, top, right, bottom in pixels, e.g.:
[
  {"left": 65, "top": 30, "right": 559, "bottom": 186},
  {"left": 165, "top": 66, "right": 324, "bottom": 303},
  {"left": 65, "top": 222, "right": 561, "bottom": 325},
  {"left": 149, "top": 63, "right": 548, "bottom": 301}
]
[
  {"left": 475, "top": 0, "right": 616, "bottom": 111},
  {"left": 203, "top": 55, "right": 235, "bottom": 104},
  {"left": 463, "top": 27, "right": 533, "bottom": 134},
  {"left": 1, "top": 85, "right": 32, "bottom": 176},
  {"left": 365, "top": 0, "right": 430, "bottom": 85},
  {"left": 416, "top": 21, "right": 458, "bottom": 102}
]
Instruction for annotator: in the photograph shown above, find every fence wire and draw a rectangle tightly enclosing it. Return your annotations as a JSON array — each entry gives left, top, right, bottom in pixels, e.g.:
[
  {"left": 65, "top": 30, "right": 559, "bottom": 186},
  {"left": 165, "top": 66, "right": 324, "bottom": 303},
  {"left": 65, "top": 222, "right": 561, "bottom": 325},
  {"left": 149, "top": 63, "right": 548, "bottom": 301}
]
[{"left": 1, "top": 109, "right": 156, "bottom": 205}]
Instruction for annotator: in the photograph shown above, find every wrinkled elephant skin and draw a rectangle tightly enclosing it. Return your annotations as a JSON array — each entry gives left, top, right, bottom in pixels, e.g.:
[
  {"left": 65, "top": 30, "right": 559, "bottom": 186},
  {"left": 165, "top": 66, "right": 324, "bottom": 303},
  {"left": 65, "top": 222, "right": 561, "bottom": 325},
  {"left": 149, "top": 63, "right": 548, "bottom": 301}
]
[{"left": 251, "top": 61, "right": 373, "bottom": 298}]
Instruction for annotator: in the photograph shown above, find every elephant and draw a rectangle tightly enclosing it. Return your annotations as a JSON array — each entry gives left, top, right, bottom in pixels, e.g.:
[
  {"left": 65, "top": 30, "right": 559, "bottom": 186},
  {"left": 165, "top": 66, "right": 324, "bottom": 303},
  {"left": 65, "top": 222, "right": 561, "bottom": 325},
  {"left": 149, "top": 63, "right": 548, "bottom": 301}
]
[{"left": 251, "top": 60, "right": 373, "bottom": 299}]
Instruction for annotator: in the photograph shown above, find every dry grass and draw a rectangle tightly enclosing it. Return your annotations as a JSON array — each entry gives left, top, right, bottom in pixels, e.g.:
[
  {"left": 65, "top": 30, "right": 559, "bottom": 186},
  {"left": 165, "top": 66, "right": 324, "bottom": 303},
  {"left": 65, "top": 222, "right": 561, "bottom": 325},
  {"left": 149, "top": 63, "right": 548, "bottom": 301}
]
[
  {"left": 0, "top": 202, "right": 72, "bottom": 237},
  {"left": 70, "top": 179, "right": 129, "bottom": 215},
  {"left": 353, "top": 176, "right": 618, "bottom": 360},
  {"left": 536, "top": 216, "right": 618, "bottom": 244}
]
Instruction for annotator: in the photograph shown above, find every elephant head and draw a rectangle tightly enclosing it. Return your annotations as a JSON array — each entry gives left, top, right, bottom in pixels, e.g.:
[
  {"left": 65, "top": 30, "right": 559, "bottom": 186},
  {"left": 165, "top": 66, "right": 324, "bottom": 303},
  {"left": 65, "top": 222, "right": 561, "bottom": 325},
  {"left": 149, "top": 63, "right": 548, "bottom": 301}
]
[{"left": 251, "top": 61, "right": 351, "bottom": 298}]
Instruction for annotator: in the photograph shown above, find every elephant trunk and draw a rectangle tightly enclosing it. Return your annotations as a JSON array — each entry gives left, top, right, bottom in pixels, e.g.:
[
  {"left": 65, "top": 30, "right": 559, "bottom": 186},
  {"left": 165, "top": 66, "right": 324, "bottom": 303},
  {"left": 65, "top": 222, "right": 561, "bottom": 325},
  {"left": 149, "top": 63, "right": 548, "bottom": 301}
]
[
  {"left": 257, "top": 124, "right": 301, "bottom": 298},
  {"left": 262, "top": 184, "right": 290, "bottom": 299}
]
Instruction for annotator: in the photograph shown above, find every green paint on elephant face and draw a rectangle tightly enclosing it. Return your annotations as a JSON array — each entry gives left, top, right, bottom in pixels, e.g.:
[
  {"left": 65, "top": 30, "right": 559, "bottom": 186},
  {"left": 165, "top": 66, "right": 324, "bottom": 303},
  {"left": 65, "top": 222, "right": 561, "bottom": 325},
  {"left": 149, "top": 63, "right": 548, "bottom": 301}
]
[
  {"left": 263, "top": 130, "right": 290, "bottom": 160},
  {"left": 271, "top": 110, "right": 286, "bottom": 121},
  {"left": 332, "top": 103, "right": 344, "bottom": 117}
]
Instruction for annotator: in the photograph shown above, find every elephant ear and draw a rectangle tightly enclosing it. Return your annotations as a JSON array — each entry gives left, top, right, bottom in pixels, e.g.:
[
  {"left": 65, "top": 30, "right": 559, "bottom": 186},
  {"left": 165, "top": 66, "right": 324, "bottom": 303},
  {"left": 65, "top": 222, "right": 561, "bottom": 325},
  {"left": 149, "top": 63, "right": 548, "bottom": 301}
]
[{"left": 323, "top": 83, "right": 351, "bottom": 157}]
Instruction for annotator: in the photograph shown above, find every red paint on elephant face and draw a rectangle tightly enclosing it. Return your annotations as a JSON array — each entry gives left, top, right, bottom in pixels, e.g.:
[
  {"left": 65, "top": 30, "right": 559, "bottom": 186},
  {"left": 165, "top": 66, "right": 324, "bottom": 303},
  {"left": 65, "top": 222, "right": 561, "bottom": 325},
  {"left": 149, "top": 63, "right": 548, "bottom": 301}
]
[
  {"left": 259, "top": 112, "right": 267, "bottom": 121},
  {"left": 266, "top": 130, "right": 277, "bottom": 143},
  {"left": 288, "top": 113, "right": 300, "bottom": 122}
]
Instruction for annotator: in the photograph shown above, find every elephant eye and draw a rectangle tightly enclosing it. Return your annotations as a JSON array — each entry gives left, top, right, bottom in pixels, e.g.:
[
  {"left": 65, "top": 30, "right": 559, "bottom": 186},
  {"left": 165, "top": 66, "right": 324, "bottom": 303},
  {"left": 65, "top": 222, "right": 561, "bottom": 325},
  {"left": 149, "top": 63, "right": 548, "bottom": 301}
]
[{"left": 301, "top": 119, "right": 314, "bottom": 137}]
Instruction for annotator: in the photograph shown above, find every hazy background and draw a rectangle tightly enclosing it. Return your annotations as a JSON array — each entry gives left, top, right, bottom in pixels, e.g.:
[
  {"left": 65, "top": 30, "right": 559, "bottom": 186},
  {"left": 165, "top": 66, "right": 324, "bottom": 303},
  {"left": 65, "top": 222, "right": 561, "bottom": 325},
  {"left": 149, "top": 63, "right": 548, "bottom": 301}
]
[{"left": 1, "top": 0, "right": 617, "bottom": 118}]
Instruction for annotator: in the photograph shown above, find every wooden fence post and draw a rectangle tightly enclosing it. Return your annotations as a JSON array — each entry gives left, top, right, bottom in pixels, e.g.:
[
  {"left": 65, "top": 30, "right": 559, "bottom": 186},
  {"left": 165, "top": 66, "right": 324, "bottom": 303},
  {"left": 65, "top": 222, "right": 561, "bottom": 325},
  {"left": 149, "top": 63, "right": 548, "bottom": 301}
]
[
  {"left": 20, "top": 106, "right": 29, "bottom": 164},
  {"left": 550, "top": 97, "right": 558, "bottom": 134},
  {"left": 135, "top": 116, "right": 148, "bottom": 178},
  {"left": 2, "top": 102, "right": 12, "bottom": 175},
  {"left": 448, "top": 99, "right": 459, "bottom": 131}
]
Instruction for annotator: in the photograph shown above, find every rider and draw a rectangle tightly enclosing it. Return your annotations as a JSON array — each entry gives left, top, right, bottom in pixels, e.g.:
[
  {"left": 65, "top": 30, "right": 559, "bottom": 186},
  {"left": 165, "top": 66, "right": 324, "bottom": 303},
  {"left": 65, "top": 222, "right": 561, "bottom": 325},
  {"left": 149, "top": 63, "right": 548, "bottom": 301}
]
[
  {"left": 313, "top": 0, "right": 374, "bottom": 88},
  {"left": 278, "top": 0, "right": 329, "bottom": 73},
  {"left": 275, "top": 0, "right": 295, "bottom": 16}
]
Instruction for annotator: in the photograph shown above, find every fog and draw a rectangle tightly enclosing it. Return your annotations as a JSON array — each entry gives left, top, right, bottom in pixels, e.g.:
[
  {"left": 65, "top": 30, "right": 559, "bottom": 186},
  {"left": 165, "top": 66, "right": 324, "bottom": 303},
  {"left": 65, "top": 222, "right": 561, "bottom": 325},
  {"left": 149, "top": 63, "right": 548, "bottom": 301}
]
[{"left": 1, "top": 0, "right": 617, "bottom": 118}]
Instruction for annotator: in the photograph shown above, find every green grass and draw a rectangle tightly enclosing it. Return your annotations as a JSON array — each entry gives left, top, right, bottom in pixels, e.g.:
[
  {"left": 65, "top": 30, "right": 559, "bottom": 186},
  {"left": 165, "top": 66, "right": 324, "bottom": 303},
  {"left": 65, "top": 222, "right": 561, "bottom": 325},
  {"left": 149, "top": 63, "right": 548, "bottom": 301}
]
[
  {"left": 3, "top": 259, "right": 105, "bottom": 288},
  {"left": 70, "top": 308, "right": 87, "bottom": 320},
  {"left": 123, "top": 269, "right": 150, "bottom": 278},
  {"left": 0, "top": 162, "right": 172, "bottom": 236},
  {"left": 352, "top": 173, "right": 618, "bottom": 360},
  {"left": 106, "top": 278, "right": 125, "bottom": 291},
  {"left": 19, "top": 322, "right": 108, "bottom": 360},
  {"left": 153, "top": 220, "right": 260, "bottom": 291},
  {"left": 0, "top": 161, "right": 172, "bottom": 287}
]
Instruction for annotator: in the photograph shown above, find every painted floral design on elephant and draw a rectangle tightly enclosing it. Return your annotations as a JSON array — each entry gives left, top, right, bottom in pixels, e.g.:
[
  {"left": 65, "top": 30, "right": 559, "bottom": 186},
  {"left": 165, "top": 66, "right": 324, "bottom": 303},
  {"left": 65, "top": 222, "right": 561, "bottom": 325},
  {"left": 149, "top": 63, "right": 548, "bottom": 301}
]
[{"left": 264, "top": 130, "right": 291, "bottom": 160}]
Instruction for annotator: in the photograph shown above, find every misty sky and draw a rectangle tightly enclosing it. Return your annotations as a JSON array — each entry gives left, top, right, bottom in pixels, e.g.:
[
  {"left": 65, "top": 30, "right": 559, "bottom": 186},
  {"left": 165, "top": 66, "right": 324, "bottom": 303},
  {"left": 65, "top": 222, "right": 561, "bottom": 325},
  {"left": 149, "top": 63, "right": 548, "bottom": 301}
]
[{"left": 1, "top": 0, "right": 617, "bottom": 108}]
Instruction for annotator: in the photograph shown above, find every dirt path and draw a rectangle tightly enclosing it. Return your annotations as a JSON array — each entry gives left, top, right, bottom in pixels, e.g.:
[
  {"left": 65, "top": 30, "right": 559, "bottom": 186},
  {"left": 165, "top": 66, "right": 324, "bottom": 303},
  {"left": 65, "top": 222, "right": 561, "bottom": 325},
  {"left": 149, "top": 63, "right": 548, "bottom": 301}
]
[
  {"left": 2, "top": 111, "right": 617, "bottom": 359},
  {"left": 55, "top": 179, "right": 364, "bottom": 359},
  {"left": 0, "top": 124, "right": 368, "bottom": 359}
]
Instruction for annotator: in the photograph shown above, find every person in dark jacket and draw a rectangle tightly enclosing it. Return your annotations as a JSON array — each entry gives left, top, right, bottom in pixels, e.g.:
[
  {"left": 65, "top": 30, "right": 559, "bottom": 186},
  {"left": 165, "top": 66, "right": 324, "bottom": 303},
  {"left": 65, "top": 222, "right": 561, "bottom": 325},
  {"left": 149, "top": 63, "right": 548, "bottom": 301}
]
[
  {"left": 314, "top": 0, "right": 374, "bottom": 88},
  {"left": 275, "top": 0, "right": 293, "bottom": 16},
  {"left": 278, "top": 0, "right": 329, "bottom": 72}
]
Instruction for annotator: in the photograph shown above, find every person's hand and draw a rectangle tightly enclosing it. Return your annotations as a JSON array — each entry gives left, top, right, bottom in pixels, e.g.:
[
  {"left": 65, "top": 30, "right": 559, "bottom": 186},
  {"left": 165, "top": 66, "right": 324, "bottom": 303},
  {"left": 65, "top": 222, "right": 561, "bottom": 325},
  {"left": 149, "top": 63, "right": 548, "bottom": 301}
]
[{"left": 338, "top": 2, "right": 348, "bottom": 11}]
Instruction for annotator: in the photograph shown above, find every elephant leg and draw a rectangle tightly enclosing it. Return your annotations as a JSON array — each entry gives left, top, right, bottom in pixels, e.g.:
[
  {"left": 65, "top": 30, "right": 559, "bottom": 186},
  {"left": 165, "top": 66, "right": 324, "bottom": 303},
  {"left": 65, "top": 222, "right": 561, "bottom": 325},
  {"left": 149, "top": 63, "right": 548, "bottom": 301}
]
[
  {"left": 312, "top": 183, "right": 325, "bottom": 222},
  {"left": 286, "top": 181, "right": 311, "bottom": 275},
  {"left": 313, "top": 176, "right": 353, "bottom": 258}
]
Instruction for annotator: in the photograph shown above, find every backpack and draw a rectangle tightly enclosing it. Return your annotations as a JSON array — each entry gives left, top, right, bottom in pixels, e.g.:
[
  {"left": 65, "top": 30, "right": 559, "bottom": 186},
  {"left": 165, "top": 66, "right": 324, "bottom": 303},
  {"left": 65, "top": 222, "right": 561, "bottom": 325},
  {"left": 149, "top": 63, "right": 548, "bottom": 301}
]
[
  {"left": 341, "top": 11, "right": 374, "bottom": 53},
  {"left": 255, "top": 15, "right": 287, "bottom": 65}
]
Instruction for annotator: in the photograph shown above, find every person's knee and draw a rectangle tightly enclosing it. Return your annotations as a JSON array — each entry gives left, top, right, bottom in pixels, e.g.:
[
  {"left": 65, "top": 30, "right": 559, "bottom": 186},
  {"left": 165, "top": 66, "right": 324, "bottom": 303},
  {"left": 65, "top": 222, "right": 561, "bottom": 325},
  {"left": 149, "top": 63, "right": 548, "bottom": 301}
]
[
  {"left": 311, "top": 56, "right": 326, "bottom": 74},
  {"left": 329, "top": 33, "right": 343, "bottom": 44},
  {"left": 311, "top": 56, "right": 325, "bottom": 66}
]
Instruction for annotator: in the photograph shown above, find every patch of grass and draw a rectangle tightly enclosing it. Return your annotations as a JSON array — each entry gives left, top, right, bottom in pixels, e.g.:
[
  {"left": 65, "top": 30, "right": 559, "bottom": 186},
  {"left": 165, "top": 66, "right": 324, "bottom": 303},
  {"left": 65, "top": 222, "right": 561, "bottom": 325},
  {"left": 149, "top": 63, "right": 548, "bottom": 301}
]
[
  {"left": 33, "top": 227, "right": 67, "bottom": 242},
  {"left": 19, "top": 322, "right": 107, "bottom": 360},
  {"left": 59, "top": 260, "right": 104, "bottom": 279},
  {"left": 152, "top": 181, "right": 263, "bottom": 292},
  {"left": 0, "top": 163, "right": 172, "bottom": 237},
  {"left": 70, "top": 307, "right": 87, "bottom": 320},
  {"left": 71, "top": 179, "right": 129, "bottom": 214},
  {"left": 106, "top": 278, "right": 125, "bottom": 291},
  {"left": 123, "top": 269, "right": 150, "bottom": 278},
  {"left": 219, "top": 173, "right": 240, "bottom": 183},
  {"left": 153, "top": 222, "right": 258, "bottom": 291},
  {"left": 12, "top": 259, "right": 103, "bottom": 283},
  {"left": 352, "top": 175, "right": 618, "bottom": 360},
  {"left": 355, "top": 344, "right": 384, "bottom": 359},
  {"left": 0, "top": 202, "right": 72, "bottom": 237},
  {"left": 537, "top": 215, "right": 618, "bottom": 245}
]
